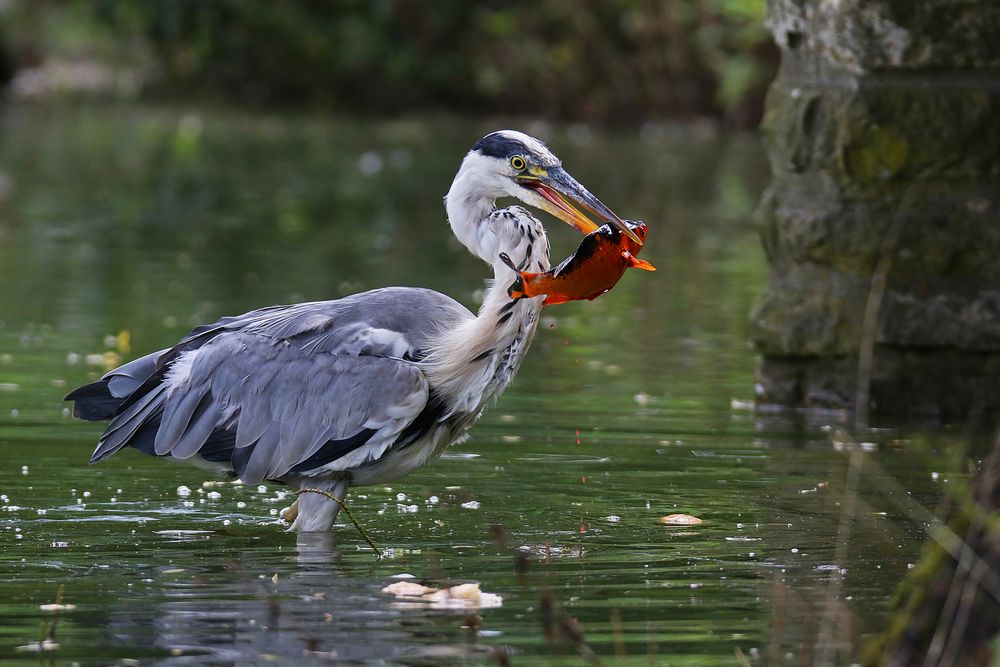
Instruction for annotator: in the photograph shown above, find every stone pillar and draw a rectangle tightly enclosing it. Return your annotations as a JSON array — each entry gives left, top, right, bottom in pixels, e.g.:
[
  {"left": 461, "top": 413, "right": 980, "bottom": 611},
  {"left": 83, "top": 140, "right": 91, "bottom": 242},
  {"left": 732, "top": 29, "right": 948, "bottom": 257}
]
[{"left": 750, "top": 0, "right": 1000, "bottom": 420}]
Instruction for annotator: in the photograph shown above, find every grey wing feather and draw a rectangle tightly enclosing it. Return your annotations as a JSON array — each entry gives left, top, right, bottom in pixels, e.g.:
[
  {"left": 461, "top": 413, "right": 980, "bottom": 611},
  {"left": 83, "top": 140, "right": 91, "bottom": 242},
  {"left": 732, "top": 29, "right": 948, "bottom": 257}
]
[{"left": 87, "top": 287, "right": 472, "bottom": 481}]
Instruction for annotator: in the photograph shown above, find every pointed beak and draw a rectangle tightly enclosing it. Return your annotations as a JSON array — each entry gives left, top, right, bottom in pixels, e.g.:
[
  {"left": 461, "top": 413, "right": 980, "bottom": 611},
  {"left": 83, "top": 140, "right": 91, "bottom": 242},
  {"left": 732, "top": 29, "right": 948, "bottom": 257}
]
[{"left": 517, "top": 166, "right": 643, "bottom": 245}]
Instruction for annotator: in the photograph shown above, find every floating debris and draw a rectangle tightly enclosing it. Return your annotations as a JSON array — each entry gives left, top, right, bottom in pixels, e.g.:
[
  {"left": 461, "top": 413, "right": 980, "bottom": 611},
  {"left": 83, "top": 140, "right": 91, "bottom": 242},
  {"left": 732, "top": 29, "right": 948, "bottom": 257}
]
[
  {"left": 15, "top": 640, "right": 59, "bottom": 653},
  {"left": 381, "top": 581, "right": 502, "bottom": 609},
  {"left": 382, "top": 581, "right": 437, "bottom": 597},
  {"left": 659, "top": 514, "right": 704, "bottom": 526}
]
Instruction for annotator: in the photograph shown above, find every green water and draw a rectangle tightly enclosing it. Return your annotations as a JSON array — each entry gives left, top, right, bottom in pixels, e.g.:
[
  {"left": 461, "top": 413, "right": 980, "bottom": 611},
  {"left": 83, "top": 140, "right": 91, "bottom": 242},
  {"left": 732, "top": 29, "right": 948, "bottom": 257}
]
[{"left": 0, "top": 105, "right": 978, "bottom": 665}]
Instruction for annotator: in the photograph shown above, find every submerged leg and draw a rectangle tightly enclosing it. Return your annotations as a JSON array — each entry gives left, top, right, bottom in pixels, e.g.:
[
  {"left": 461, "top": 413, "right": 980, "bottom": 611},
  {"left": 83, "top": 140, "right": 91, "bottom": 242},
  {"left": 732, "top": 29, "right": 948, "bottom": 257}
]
[{"left": 288, "top": 476, "right": 350, "bottom": 533}]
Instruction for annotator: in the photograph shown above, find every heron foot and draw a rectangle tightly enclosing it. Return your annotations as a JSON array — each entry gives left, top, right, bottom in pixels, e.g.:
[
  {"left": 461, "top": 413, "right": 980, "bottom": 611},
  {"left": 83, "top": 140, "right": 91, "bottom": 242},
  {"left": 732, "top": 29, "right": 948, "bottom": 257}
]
[{"left": 279, "top": 499, "right": 299, "bottom": 523}]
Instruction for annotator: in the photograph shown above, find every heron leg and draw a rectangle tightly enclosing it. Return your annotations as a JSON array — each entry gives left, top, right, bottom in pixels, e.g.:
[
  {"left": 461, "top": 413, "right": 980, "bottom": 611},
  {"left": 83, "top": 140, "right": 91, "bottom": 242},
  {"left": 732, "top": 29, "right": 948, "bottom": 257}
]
[
  {"left": 288, "top": 476, "right": 350, "bottom": 533},
  {"left": 279, "top": 499, "right": 299, "bottom": 523}
]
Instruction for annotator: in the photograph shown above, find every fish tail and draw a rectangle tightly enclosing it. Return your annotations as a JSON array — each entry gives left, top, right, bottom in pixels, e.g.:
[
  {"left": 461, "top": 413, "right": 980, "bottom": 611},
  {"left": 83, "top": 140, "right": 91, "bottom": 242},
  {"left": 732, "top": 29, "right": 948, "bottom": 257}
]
[
  {"left": 622, "top": 251, "right": 656, "bottom": 271},
  {"left": 508, "top": 276, "right": 527, "bottom": 300},
  {"left": 500, "top": 251, "right": 535, "bottom": 299}
]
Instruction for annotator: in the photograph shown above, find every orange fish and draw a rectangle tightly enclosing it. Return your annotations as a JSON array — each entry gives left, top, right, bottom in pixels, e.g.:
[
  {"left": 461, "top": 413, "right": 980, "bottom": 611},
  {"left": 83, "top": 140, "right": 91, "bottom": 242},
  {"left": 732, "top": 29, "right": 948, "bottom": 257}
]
[{"left": 501, "top": 220, "right": 655, "bottom": 305}]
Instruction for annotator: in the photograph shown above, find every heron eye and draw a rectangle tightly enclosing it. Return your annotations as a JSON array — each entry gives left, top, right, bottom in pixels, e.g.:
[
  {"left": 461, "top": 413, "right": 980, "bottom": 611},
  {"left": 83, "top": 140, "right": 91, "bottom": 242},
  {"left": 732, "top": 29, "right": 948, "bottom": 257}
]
[{"left": 510, "top": 156, "right": 527, "bottom": 171}]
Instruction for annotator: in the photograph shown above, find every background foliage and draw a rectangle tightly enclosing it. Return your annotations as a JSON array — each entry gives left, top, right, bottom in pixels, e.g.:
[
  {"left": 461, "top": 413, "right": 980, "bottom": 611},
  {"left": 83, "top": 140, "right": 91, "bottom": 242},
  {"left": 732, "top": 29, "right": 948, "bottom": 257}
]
[{"left": 0, "top": 0, "right": 776, "bottom": 126}]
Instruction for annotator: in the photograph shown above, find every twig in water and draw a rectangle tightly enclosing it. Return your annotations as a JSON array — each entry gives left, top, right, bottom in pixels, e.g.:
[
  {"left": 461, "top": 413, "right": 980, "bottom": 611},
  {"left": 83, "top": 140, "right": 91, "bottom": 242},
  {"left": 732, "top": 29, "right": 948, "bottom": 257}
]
[
  {"left": 610, "top": 608, "right": 626, "bottom": 662},
  {"left": 296, "top": 488, "right": 382, "bottom": 558}
]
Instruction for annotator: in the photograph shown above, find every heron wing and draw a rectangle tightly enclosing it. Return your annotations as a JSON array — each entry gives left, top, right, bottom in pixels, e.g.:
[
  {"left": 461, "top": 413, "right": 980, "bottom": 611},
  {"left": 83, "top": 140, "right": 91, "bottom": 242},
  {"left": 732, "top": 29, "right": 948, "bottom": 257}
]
[
  {"left": 84, "top": 287, "right": 473, "bottom": 483},
  {"left": 156, "top": 333, "right": 430, "bottom": 483}
]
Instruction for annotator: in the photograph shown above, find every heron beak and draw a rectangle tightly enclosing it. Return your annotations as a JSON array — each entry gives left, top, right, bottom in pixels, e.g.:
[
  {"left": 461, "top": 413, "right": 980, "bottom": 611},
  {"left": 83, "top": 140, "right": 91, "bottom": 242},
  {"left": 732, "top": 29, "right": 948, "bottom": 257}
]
[{"left": 518, "top": 166, "right": 643, "bottom": 245}]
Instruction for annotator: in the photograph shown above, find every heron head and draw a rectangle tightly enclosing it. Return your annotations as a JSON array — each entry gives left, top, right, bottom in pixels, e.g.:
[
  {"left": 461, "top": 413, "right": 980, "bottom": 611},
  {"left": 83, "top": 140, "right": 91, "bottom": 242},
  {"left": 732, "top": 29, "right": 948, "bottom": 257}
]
[{"left": 452, "top": 130, "right": 641, "bottom": 246}]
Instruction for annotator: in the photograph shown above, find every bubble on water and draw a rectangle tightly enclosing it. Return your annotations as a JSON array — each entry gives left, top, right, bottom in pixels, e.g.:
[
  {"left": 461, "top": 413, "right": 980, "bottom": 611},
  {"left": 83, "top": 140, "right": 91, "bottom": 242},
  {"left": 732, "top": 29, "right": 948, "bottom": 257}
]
[
  {"left": 257, "top": 485, "right": 267, "bottom": 493},
  {"left": 36, "top": 509, "right": 46, "bottom": 515},
  {"left": 236, "top": 502, "right": 247, "bottom": 509},
  {"left": 206, "top": 491, "right": 221, "bottom": 500},
  {"left": 110, "top": 497, "right": 117, "bottom": 503},
  {"left": 931, "top": 472, "right": 940, "bottom": 481},
  {"left": 10, "top": 409, "right": 18, "bottom": 417},
  {"left": 182, "top": 501, "right": 194, "bottom": 508},
  {"left": 82, "top": 491, "right": 91, "bottom": 498},
  {"left": 66, "top": 352, "right": 81, "bottom": 365},
  {"left": 177, "top": 486, "right": 192, "bottom": 497},
  {"left": 222, "top": 519, "right": 232, "bottom": 526},
  {"left": 269, "top": 508, "right": 278, "bottom": 516},
  {"left": 396, "top": 493, "right": 407, "bottom": 502},
  {"left": 460, "top": 501, "right": 480, "bottom": 510}
]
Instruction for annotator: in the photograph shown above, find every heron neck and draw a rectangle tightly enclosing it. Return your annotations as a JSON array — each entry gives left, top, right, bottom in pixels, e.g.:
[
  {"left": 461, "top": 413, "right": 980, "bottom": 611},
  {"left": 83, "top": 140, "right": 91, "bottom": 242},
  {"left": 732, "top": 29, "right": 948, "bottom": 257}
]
[
  {"left": 445, "top": 159, "right": 500, "bottom": 263},
  {"left": 421, "top": 268, "right": 544, "bottom": 416}
]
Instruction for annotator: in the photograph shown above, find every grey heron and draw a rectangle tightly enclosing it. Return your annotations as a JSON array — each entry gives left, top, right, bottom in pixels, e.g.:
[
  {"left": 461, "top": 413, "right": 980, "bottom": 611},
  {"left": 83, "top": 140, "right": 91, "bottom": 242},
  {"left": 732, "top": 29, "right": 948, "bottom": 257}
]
[{"left": 66, "top": 130, "right": 637, "bottom": 532}]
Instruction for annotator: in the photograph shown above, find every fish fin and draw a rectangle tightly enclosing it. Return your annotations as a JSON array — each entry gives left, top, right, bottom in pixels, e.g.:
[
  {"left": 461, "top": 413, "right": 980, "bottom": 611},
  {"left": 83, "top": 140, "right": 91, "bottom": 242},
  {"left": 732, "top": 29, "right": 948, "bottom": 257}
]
[
  {"left": 622, "top": 251, "right": 656, "bottom": 271},
  {"left": 586, "top": 289, "right": 611, "bottom": 301}
]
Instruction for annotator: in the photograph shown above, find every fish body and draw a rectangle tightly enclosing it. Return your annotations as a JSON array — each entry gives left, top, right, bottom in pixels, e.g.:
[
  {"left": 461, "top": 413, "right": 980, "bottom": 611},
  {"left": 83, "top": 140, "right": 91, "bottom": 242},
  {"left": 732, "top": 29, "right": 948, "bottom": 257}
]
[{"left": 502, "top": 220, "right": 655, "bottom": 305}]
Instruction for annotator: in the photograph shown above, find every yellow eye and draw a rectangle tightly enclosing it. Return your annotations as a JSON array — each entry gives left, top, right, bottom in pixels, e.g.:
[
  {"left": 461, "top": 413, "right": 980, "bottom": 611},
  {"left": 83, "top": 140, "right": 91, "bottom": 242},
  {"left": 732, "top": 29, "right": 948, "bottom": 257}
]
[{"left": 510, "top": 156, "right": 526, "bottom": 171}]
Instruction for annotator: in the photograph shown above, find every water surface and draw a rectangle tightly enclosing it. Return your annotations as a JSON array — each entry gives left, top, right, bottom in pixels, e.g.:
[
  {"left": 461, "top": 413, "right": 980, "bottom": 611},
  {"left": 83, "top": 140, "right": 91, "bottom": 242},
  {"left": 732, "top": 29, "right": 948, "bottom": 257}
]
[{"left": 0, "top": 106, "right": 978, "bottom": 665}]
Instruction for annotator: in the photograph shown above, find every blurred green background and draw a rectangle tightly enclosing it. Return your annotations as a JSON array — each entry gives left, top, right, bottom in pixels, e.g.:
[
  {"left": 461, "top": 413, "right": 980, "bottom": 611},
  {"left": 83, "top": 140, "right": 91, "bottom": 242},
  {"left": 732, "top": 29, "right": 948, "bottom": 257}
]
[{"left": 0, "top": 0, "right": 776, "bottom": 126}]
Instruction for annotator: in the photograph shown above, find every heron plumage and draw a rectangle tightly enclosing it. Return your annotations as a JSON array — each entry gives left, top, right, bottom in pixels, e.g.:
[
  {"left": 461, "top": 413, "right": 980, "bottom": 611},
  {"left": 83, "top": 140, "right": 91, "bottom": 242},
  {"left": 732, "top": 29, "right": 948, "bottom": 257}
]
[{"left": 68, "top": 130, "right": 617, "bottom": 532}]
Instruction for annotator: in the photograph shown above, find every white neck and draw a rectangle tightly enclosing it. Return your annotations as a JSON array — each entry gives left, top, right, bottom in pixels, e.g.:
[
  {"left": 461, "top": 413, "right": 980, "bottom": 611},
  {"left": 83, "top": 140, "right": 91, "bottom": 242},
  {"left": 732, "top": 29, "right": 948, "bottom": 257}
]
[{"left": 445, "top": 152, "right": 505, "bottom": 262}]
